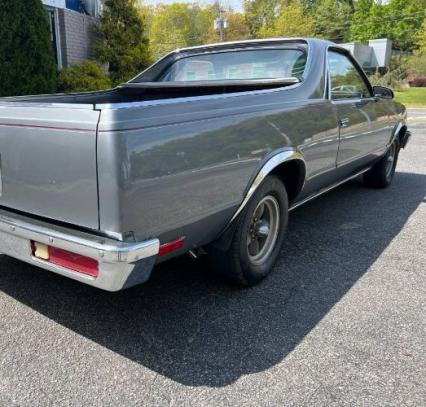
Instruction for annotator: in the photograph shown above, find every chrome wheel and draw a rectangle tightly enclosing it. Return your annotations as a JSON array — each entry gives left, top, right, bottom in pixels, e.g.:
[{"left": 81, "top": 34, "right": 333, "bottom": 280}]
[
  {"left": 385, "top": 142, "right": 396, "bottom": 180},
  {"left": 247, "top": 195, "right": 280, "bottom": 265}
]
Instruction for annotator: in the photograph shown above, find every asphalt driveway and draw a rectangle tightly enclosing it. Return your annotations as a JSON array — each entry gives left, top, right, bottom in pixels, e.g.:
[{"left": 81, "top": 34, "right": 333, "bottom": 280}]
[{"left": 0, "top": 111, "right": 425, "bottom": 406}]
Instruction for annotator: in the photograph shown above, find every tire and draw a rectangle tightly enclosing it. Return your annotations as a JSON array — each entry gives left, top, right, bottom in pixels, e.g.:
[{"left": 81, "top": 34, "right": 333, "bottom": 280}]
[
  {"left": 208, "top": 175, "right": 288, "bottom": 286},
  {"left": 363, "top": 139, "right": 400, "bottom": 188}
]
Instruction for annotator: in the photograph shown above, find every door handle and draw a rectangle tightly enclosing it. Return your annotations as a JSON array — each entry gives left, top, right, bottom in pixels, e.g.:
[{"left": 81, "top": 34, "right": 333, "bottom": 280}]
[{"left": 339, "top": 118, "right": 350, "bottom": 128}]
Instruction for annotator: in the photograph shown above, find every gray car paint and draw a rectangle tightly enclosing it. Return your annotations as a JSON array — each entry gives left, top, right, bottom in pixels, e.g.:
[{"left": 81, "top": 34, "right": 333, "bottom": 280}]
[
  {"left": 0, "top": 103, "right": 100, "bottom": 229},
  {"left": 0, "top": 39, "right": 406, "bottom": 260}
]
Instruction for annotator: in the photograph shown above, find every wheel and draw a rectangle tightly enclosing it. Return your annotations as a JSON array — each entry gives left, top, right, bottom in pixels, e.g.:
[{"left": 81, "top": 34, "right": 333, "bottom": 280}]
[
  {"left": 363, "top": 139, "right": 400, "bottom": 188},
  {"left": 208, "top": 176, "right": 288, "bottom": 286}
]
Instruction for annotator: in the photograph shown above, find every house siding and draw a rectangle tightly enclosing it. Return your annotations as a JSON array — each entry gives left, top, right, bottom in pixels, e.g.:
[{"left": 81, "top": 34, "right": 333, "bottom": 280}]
[{"left": 57, "top": 8, "right": 96, "bottom": 67}]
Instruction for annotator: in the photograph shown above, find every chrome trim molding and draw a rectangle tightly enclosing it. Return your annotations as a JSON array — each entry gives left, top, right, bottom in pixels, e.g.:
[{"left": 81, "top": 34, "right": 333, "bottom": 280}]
[
  {"left": 0, "top": 211, "right": 159, "bottom": 263},
  {"left": 289, "top": 167, "right": 371, "bottom": 211},
  {"left": 390, "top": 121, "right": 406, "bottom": 147},
  {"left": 0, "top": 209, "right": 159, "bottom": 291},
  {"left": 228, "top": 150, "right": 306, "bottom": 225}
]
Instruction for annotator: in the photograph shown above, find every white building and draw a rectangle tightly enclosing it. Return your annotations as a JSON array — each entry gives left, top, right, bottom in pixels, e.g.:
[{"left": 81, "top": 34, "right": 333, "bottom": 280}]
[
  {"left": 41, "top": 0, "right": 104, "bottom": 68},
  {"left": 341, "top": 39, "right": 393, "bottom": 69}
]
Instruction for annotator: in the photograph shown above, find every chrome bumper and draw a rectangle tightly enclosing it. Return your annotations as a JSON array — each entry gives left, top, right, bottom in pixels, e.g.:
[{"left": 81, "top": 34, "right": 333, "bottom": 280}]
[{"left": 0, "top": 209, "right": 159, "bottom": 291}]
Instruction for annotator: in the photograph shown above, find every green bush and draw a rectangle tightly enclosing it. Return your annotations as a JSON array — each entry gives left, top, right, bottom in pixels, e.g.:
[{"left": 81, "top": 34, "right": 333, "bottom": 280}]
[
  {"left": 0, "top": 0, "right": 57, "bottom": 97},
  {"left": 94, "top": 0, "right": 151, "bottom": 85},
  {"left": 407, "top": 53, "right": 426, "bottom": 77},
  {"left": 368, "top": 56, "right": 409, "bottom": 90},
  {"left": 57, "top": 61, "right": 111, "bottom": 93}
]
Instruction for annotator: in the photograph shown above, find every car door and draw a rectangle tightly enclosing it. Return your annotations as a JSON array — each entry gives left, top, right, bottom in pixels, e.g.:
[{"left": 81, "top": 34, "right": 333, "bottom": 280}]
[{"left": 328, "top": 50, "right": 387, "bottom": 168}]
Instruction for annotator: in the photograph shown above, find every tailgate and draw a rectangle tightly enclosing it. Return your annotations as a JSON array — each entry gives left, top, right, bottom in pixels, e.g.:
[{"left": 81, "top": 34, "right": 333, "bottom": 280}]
[{"left": 0, "top": 102, "right": 100, "bottom": 229}]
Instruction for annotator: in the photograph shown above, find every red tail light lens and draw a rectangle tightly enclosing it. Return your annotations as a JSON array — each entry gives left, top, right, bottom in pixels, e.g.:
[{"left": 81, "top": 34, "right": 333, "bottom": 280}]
[
  {"left": 32, "top": 242, "right": 99, "bottom": 278},
  {"left": 158, "top": 236, "right": 186, "bottom": 256}
]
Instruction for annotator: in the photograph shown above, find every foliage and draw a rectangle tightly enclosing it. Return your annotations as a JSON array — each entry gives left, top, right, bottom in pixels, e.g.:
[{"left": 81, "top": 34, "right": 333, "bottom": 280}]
[
  {"left": 407, "top": 53, "right": 426, "bottom": 77},
  {"left": 312, "top": 0, "right": 353, "bottom": 42},
  {"left": 349, "top": 0, "right": 425, "bottom": 51},
  {"left": 57, "top": 61, "right": 111, "bottom": 93},
  {"left": 368, "top": 55, "right": 409, "bottom": 90},
  {"left": 146, "top": 3, "right": 214, "bottom": 60},
  {"left": 258, "top": 3, "right": 315, "bottom": 38},
  {"left": 206, "top": 11, "right": 251, "bottom": 43},
  {"left": 94, "top": 0, "right": 151, "bottom": 85},
  {"left": 403, "top": 19, "right": 426, "bottom": 77},
  {"left": 0, "top": 0, "right": 57, "bottom": 97},
  {"left": 243, "top": 0, "right": 282, "bottom": 38},
  {"left": 416, "top": 19, "right": 426, "bottom": 54},
  {"left": 394, "top": 87, "right": 426, "bottom": 107}
]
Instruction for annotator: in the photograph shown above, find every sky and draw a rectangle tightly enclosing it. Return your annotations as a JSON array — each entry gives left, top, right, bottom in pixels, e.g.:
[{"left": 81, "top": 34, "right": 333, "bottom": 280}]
[{"left": 141, "top": 0, "right": 244, "bottom": 11}]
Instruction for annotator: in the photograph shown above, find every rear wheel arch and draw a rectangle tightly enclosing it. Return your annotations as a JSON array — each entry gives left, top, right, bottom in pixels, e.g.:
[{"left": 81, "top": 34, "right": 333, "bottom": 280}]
[
  {"left": 211, "top": 151, "right": 306, "bottom": 252},
  {"left": 228, "top": 150, "right": 306, "bottom": 227},
  {"left": 393, "top": 122, "right": 407, "bottom": 145},
  {"left": 269, "top": 158, "right": 306, "bottom": 205}
]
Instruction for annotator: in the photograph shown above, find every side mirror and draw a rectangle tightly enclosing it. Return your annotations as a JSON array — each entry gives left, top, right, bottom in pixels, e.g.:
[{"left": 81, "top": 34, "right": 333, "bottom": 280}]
[{"left": 373, "top": 85, "right": 394, "bottom": 99}]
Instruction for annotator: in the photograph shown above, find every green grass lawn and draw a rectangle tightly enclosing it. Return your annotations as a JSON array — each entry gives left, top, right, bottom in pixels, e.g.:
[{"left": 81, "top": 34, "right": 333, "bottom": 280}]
[{"left": 394, "top": 87, "right": 426, "bottom": 108}]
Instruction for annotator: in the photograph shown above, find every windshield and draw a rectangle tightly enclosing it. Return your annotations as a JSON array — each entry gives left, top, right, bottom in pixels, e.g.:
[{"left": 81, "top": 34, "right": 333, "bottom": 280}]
[{"left": 159, "top": 49, "right": 306, "bottom": 82}]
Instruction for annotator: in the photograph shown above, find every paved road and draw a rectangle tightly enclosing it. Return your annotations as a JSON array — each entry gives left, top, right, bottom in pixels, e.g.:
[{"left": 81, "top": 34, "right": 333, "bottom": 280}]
[
  {"left": 407, "top": 108, "right": 426, "bottom": 121},
  {"left": 1, "top": 113, "right": 425, "bottom": 406}
]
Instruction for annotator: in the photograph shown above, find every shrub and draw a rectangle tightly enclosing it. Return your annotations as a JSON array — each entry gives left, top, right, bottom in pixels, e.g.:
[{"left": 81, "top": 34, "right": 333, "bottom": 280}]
[
  {"left": 0, "top": 0, "right": 57, "bottom": 97},
  {"left": 93, "top": 0, "right": 151, "bottom": 85},
  {"left": 368, "top": 55, "right": 409, "bottom": 90},
  {"left": 57, "top": 61, "right": 111, "bottom": 93},
  {"left": 407, "top": 53, "right": 426, "bottom": 76},
  {"left": 409, "top": 77, "right": 426, "bottom": 87}
]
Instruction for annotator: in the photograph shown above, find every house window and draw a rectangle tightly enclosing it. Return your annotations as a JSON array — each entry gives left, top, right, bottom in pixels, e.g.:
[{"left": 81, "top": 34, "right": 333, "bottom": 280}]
[{"left": 45, "top": 7, "right": 63, "bottom": 68}]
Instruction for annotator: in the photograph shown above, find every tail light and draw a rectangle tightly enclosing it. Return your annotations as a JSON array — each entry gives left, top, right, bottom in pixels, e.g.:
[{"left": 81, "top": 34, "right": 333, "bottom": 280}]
[
  {"left": 31, "top": 241, "right": 99, "bottom": 278},
  {"left": 158, "top": 236, "right": 186, "bottom": 256}
]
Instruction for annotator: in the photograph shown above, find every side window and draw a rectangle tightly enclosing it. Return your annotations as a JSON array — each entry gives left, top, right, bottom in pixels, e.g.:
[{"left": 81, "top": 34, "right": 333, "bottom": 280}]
[{"left": 328, "top": 51, "right": 371, "bottom": 100}]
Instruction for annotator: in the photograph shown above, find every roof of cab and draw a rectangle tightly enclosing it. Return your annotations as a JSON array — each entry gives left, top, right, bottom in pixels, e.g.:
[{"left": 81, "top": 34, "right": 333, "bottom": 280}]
[{"left": 174, "top": 37, "right": 335, "bottom": 53}]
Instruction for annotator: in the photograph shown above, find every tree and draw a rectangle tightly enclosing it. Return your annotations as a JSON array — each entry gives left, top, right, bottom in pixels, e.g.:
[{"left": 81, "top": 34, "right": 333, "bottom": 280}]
[
  {"left": 0, "top": 0, "right": 57, "bottom": 97},
  {"left": 313, "top": 0, "right": 353, "bottom": 42},
  {"left": 350, "top": 0, "right": 424, "bottom": 51},
  {"left": 94, "top": 0, "right": 151, "bottom": 85},
  {"left": 406, "top": 18, "right": 426, "bottom": 77},
  {"left": 304, "top": 0, "right": 355, "bottom": 11},
  {"left": 349, "top": 0, "right": 381, "bottom": 43},
  {"left": 386, "top": 0, "right": 425, "bottom": 51},
  {"left": 206, "top": 11, "right": 251, "bottom": 43},
  {"left": 415, "top": 18, "right": 426, "bottom": 54},
  {"left": 243, "top": 0, "right": 282, "bottom": 38},
  {"left": 259, "top": 3, "right": 315, "bottom": 38},
  {"left": 147, "top": 3, "right": 214, "bottom": 60}
]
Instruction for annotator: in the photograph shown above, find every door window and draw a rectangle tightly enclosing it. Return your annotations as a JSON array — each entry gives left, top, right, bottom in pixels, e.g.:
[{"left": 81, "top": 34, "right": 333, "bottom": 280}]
[{"left": 328, "top": 51, "right": 371, "bottom": 100}]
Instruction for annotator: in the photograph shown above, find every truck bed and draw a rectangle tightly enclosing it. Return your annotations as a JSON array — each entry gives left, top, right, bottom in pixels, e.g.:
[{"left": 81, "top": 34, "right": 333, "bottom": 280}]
[
  {"left": 0, "top": 75, "right": 300, "bottom": 239},
  {"left": 0, "top": 78, "right": 299, "bottom": 106}
]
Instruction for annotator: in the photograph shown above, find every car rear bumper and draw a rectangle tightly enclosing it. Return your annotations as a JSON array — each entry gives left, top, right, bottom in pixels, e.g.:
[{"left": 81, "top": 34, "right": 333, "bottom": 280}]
[{"left": 0, "top": 209, "right": 159, "bottom": 291}]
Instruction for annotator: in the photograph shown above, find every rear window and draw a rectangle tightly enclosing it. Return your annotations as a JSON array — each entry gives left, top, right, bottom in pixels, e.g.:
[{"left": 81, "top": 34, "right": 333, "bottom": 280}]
[{"left": 159, "top": 49, "right": 306, "bottom": 82}]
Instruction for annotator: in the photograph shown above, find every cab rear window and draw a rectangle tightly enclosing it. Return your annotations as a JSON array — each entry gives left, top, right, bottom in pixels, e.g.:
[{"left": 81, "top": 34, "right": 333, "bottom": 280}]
[{"left": 159, "top": 49, "right": 307, "bottom": 82}]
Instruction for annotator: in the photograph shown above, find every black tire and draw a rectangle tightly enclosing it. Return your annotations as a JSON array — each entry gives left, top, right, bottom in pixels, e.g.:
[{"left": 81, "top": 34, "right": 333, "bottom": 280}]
[
  {"left": 208, "top": 176, "right": 288, "bottom": 286},
  {"left": 363, "top": 139, "right": 400, "bottom": 188}
]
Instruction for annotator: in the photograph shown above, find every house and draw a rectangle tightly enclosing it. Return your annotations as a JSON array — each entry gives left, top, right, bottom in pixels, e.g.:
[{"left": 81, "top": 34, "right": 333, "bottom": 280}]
[
  {"left": 341, "top": 39, "right": 393, "bottom": 69},
  {"left": 41, "top": 0, "right": 104, "bottom": 68}
]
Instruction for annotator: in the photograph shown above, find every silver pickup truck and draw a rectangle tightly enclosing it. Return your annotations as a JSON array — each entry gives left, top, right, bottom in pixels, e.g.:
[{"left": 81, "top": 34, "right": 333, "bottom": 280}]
[{"left": 0, "top": 38, "right": 410, "bottom": 291}]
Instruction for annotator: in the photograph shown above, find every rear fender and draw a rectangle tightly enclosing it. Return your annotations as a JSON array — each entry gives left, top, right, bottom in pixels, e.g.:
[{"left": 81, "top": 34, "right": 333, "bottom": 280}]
[
  {"left": 228, "top": 149, "right": 306, "bottom": 225},
  {"left": 210, "top": 149, "right": 306, "bottom": 251}
]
